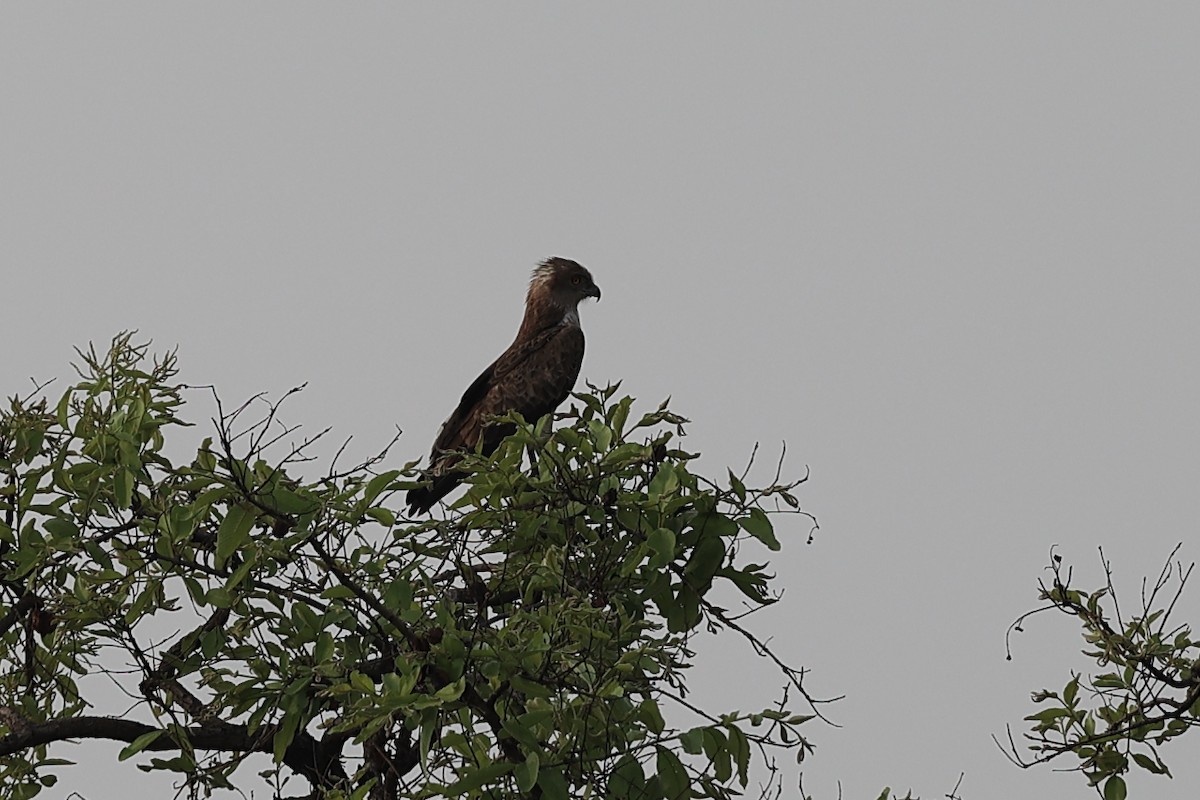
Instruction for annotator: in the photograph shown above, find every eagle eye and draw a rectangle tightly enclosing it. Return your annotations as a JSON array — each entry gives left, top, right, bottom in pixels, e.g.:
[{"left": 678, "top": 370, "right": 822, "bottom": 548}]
[{"left": 571, "top": 276, "right": 582, "bottom": 285}]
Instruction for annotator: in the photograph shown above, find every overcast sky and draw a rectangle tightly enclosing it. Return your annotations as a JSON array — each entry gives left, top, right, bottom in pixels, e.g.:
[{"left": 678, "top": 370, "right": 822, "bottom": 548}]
[{"left": 4, "top": 5, "right": 1200, "bottom": 799}]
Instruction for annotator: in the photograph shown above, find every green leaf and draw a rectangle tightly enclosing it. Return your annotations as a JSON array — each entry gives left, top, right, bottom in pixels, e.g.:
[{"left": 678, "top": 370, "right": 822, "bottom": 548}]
[
  {"left": 1062, "top": 676, "right": 1079, "bottom": 707},
  {"left": 514, "top": 752, "right": 540, "bottom": 793},
  {"left": 55, "top": 391, "right": 71, "bottom": 428},
  {"left": 195, "top": 440, "right": 217, "bottom": 472},
  {"left": 610, "top": 396, "right": 632, "bottom": 436},
  {"left": 510, "top": 675, "right": 553, "bottom": 698},
  {"left": 1103, "top": 775, "right": 1127, "bottom": 800},
  {"left": 270, "top": 486, "right": 315, "bottom": 515},
  {"left": 225, "top": 554, "right": 255, "bottom": 590},
  {"left": 44, "top": 517, "right": 79, "bottom": 543},
  {"left": 602, "top": 442, "right": 650, "bottom": 467},
  {"left": 536, "top": 767, "right": 569, "bottom": 800},
  {"left": 435, "top": 677, "right": 465, "bottom": 702},
  {"left": 692, "top": 512, "right": 739, "bottom": 539},
  {"left": 684, "top": 536, "right": 726, "bottom": 590},
  {"left": 711, "top": 736, "right": 732, "bottom": 782},
  {"left": 1131, "top": 752, "right": 1165, "bottom": 774},
  {"left": 443, "top": 762, "right": 512, "bottom": 796},
  {"left": 273, "top": 699, "right": 305, "bottom": 763},
  {"left": 1025, "top": 707, "right": 1069, "bottom": 724},
  {"left": 667, "top": 584, "right": 702, "bottom": 632},
  {"left": 726, "top": 723, "right": 749, "bottom": 786},
  {"left": 721, "top": 564, "right": 773, "bottom": 605},
  {"left": 118, "top": 730, "right": 164, "bottom": 761},
  {"left": 365, "top": 470, "right": 401, "bottom": 504},
  {"left": 656, "top": 747, "right": 688, "bottom": 798},
  {"left": 648, "top": 463, "right": 679, "bottom": 499},
  {"left": 124, "top": 581, "right": 159, "bottom": 624},
  {"left": 272, "top": 720, "right": 298, "bottom": 764},
  {"left": 497, "top": 721, "right": 534, "bottom": 751},
  {"left": 647, "top": 528, "right": 676, "bottom": 567},
  {"left": 610, "top": 755, "right": 645, "bottom": 798},
  {"left": 727, "top": 470, "right": 747, "bottom": 501},
  {"left": 216, "top": 504, "right": 256, "bottom": 564},
  {"left": 366, "top": 506, "right": 395, "bottom": 526},
  {"left": 205, "top": 587, "right": 232, "bottom": 608},
  {"left": 292, "top": 602, "right": 321, "bottom": 637},
  {"left": 738, "top": 509, "right": 780, "bottom": 551},
  {"left": 114, "top": 468, "right": 134, "bottom": 510},
  {"left": 680, "top": 727, "right": 705, "bottom": 755},
  {"left": 419, "top": 712, "right": 436, "bottom": 774},
  {"left": 164, "top": 505, "right": 196, "bottom": 543},
  {"left": 641, "top": 700, "right": 666, "bottom": 735},
  {"left": 588, "top": 419, "right": 614, "bottom": 451},
  {"left": 314, "top": 631, "right": 334, "bottom": 663},
  {"left": 350, "top": 672, "right": 376, "bottom": 693}
]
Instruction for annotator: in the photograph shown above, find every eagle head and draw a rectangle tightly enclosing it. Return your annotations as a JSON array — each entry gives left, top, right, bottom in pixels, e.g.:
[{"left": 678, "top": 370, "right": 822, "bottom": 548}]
[{"left": 531, "top": 257, "right": 602, "bottom": 309}]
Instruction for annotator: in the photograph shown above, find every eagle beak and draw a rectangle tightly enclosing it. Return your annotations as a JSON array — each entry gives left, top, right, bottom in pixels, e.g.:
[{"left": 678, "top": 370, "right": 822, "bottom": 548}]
[{"left": 588, "top": 284, "right": 602, "bottom": 301}]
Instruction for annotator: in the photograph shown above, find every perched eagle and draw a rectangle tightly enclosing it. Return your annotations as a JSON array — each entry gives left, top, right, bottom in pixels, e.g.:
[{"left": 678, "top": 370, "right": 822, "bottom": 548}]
[{"left": 406, "top": 257, "right": 601, "bottom": 515}]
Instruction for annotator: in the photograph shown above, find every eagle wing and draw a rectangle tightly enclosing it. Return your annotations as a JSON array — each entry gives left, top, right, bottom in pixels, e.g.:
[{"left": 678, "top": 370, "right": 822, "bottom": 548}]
[{"left": 408, "top": 323, "right": 585, "bottom": 512}]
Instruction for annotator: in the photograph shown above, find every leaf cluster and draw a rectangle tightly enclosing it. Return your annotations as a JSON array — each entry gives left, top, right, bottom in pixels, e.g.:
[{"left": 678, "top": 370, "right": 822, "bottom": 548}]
[{"left": 1004, "top": 546, "right": 1199, "bottom": 799}]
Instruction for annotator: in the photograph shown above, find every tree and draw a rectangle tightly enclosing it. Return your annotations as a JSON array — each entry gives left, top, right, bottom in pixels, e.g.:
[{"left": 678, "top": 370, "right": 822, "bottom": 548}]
[
  {"left": 0, "top": 335, "right": 819, "bottom": 800},
  {"left": 1004, "top": 546, "right": 1200, "bottom": 800}
]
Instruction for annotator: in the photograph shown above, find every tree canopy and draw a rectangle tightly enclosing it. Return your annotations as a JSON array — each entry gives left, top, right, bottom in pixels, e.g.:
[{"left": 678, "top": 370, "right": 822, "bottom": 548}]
[
  {"left": 0, "top": 335, "right": 818, "bottom": 800},
  {"left": 4, "top": 335, "right": 1199, "bottom": 800}
]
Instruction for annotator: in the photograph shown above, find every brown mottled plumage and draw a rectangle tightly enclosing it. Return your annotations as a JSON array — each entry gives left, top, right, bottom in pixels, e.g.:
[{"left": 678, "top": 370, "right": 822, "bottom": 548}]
[{"left": 406, "top": 258, "right": 601, "bottom": 515}]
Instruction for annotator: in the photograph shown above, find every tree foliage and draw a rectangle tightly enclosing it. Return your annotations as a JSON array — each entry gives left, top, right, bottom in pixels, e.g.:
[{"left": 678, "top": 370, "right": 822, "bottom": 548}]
[
  {"left": 0, "top": 335, "right": 819, "bottom": 800},
  {"left": 1005, "top": 546, "right": 1200, "bottom": 800}
]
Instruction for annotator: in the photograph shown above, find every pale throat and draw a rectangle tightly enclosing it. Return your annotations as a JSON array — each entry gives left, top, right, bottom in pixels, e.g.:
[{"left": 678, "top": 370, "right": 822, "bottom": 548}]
[{"left": 562, "top": 304, "right": 581, "bottom": 327}]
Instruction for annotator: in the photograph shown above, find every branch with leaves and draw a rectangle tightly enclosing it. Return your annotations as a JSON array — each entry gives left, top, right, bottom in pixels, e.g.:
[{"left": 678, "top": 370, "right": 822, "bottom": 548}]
[
  {"left": 1002, "top": 545, "right": 1199, "bottom": 800},
  {"left": 0, "top": 334, "right": 822, "bottom": 800}
]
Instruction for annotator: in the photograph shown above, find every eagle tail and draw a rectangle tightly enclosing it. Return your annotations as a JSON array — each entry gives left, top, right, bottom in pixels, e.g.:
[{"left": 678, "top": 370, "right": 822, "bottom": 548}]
[{"left": 405, "top": 472, "right": 463, "bottom": 515}]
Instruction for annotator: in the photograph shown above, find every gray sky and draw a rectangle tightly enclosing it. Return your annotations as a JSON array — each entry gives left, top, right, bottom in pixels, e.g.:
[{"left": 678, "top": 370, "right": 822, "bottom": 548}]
[{"left": 4, "top": 5, "right": 1200, "bottom": 798}]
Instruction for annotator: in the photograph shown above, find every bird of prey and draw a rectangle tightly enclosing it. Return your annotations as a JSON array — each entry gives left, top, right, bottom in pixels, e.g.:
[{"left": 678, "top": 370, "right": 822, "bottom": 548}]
[{"left": 406, "top": 257, "right": 601, "bottom": 514}]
